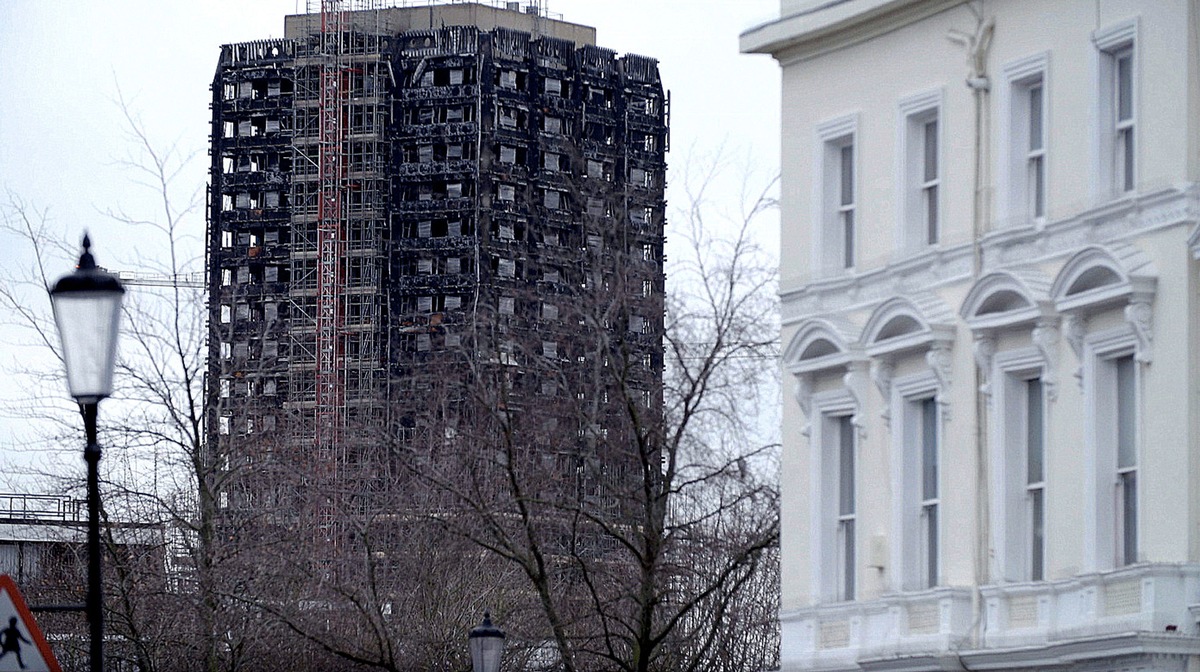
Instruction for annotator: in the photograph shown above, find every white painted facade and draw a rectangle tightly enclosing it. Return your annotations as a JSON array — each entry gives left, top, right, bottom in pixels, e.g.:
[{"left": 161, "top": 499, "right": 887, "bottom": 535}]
[{"left": 743, "top": 1, "right": 1200, "bottom": 670}]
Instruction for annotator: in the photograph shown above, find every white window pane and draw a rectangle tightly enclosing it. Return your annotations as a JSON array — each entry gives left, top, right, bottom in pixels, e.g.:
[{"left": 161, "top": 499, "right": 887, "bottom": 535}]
[
  {"left": 922, "top": 398, "right": 938, "bottom": 500},
  {"left": 1029, "top": 85, "right": 1044, "bottom": 151},
  {"left": 1121, "top": 471, "right": 1137, "bottom": 565},
  {"left": 840, "top": 144, "right": 854, "bottom": 206},
  {"left": 842, "top": 210, "right": 855, "bottom": 268},
  {"left": 1027, "top": 378, "right": 1044, "bottom": 483},
  {"left": 839, "top": 416, "right": 855, "bottom": 516},
  {"left": 925, "top": 185, "right": 938, "bottom": 245},
  {"left": 1121, "top": 130, "right": 1135, "bottom": 192},
  {"left": 840, "top": 518, "right": 855, "bottom": 600},
  {"left": 1117, "top": 54, "right": 1133, "bottom": 122},
  {"left": 1030, "top": 488, "right": 1044, "bottom": 580},
  {"left": 1116, "top": 355, "right": 1136, "bottom": 468},
  {"left": 925, "top": 505, "right": 938, "bottom": 587},
  {"left": 923, "top": 120, "right": 938, "bottom": 182},
  {"left": 1031, "top": 156, "right": 1045, "bottom": 218}
]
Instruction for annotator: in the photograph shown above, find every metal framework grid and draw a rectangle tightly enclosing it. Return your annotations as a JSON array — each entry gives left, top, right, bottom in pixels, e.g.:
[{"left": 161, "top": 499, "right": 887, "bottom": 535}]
[{"left": 207, "top": 3, "right": 669, "bottom": 558}]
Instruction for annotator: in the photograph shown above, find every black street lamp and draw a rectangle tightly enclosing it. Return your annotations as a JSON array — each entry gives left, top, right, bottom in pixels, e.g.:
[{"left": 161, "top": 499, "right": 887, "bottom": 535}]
[
  {"left": 49, "top": 234, "right": 124, "bottom": 672},
  {"left": 468, "top": 611, "right": 505, "bottom": 672}
]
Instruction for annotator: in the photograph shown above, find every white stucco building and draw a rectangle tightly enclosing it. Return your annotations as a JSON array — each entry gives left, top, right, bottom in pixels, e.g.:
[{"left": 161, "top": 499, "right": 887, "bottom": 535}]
[{"left": 742, "top": 1, "right": 1200, "bottom": 670}]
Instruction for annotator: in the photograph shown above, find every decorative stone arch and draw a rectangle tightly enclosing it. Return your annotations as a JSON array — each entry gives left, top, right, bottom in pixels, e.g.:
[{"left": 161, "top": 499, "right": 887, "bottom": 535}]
[
  {"left": 960, "top": 269, "right": 1051, "bottom": 331},
  {"left": 1051, "top": 243, "right": 1156, "bottom": 365},
  {"left": 783, "top": 318, "right": 856, "bottom": 376},
  {"left": 860, "top": 293, "right": 955, "bottom": 423},
  {"left": 863, "top": 296, "right": 951, "bottom": 356},
  {"left": 960, "top": 268, "right": 1059, "bottom": 399},
  {"left": 783, "top": 317, "right": 867, "bottom": 438}
]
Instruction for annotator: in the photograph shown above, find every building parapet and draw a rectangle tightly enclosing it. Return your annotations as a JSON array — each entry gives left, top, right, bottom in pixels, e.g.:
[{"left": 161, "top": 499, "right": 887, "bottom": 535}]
[{"left": 782, "top": 564, "right": 1200, "bottom": 670}]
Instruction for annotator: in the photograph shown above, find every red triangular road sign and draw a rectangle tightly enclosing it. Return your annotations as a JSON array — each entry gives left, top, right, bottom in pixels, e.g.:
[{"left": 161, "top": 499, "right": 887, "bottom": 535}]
[{"left": 0, "top": 575, "right": 61, "bottom": 672}]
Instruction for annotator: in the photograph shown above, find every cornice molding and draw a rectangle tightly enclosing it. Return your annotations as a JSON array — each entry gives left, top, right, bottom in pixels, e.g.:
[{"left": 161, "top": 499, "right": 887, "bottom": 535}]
[
  {"left": 781, "top": 185, "right": 1195, "bottom": 327},
  {"left": 740, "top": 0, "right": 964, "bottom": 67}
]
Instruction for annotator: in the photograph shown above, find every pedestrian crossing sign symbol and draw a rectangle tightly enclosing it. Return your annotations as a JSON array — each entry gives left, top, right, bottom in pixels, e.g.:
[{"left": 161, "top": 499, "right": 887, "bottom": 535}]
[{"left": 0, "top": 575, "right": 60, "bottom": 672}]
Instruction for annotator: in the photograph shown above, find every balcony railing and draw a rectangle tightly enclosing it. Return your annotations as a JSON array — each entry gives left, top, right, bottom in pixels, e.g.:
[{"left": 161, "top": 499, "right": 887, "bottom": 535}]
[{"left": 782, "top": 563, "right": 1200, "bottom": 669}]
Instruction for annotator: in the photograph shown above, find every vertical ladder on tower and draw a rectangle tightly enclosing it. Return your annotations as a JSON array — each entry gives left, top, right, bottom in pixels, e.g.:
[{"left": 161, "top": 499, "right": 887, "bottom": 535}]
[
  {"left": 317, "top": 0, "right": 346, "bottom": 449},
  {"left": 313, "top": 0, "right": 348, "bottom": 545}
]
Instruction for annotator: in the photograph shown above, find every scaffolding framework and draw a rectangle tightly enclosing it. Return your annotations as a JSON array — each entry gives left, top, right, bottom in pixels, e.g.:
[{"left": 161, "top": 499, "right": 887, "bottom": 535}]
[
  {"left": 314, "top": 0, "right": 348, "bottom": 458},
  {"left": 207, "top": 4, "right": 668, "bottom": 558}
]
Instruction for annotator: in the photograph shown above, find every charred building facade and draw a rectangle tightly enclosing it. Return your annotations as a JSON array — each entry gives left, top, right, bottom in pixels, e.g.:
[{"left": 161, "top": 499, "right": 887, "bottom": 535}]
[{"left": 205, "top": 4, "right": 667, "bottom": 537}]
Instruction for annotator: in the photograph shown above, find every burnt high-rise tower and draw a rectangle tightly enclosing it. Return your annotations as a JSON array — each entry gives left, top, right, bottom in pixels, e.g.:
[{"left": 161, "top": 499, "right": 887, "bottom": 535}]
[{"left": 206, "top": 2, "right": 667, "bottom": 539}]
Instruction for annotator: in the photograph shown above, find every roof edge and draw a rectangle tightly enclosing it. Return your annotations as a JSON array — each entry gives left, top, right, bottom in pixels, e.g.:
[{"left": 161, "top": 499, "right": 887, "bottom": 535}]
[{"left": 740, "top": 0, "right": 963, "bottom": 63}]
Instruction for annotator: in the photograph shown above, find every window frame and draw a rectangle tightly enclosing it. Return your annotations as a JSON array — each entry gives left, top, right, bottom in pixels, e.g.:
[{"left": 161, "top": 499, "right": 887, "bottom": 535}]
[
  {"left": 835, "top": 414, "right": 856, "bottom": 602},
  {"left": 1113, "top": 352, "right": 1138, "bottom": 567},
  {"left": 1025, "top": 376, "right": 1046, "bottom": 580},
  {"left": 811, "top": 389, "right": 859, "bottom": 603},
  {"left": 1112, "top": 47, "right": 1135, "bottom": 194},
  {"left": 1025, "top": 81, "right": 1047, "bottom": 221},
  {"left": 1092, "top": 19, "right": 1138, "bottom": 199},
  {"left": 814, "top": 114, "right": 859, "bottom": 275},
  {"left": 999, "top": 52, "right": 1050, "bottom": 227},
  {"left": 838, "top": 143, "right": 856, "bottom": 268},
  {"left": 1081, "top": 326, "right": 1140, "bottom": 571},
  {"left": 917, "top": 396, "right": 939, "bottom": 590},
  {"left": 991, "top": 347, "right": 1049, "bottom": 582},
  {"left": 891, "top": 371, "right": 943, "bottom": 591},
  {"left": 897, "top": 90, "right": 943, "bottom": 250}
]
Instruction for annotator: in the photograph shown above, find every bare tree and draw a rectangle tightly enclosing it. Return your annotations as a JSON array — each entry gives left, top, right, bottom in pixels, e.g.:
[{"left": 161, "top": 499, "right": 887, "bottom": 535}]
[
  {"left": 2, "top": 83, "right": 780, "bottom": 671},
  {"left": 399, "top": 152, "right": 781, "bottom": 672},
  {"left": 0, "top": 95, "right": 294, "bottom": 671}
]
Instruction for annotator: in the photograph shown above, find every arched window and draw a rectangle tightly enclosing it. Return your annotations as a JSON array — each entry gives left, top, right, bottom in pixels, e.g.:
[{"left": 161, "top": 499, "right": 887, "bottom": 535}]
[{"left": 960, "top": 268, "right": 1055, "bottom": 583}]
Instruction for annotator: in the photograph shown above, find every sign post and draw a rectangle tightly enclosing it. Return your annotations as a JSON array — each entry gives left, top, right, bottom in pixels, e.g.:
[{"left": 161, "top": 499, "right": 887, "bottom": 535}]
[{"left": 0, "top": 576, "right": 61, "bottom": 672}]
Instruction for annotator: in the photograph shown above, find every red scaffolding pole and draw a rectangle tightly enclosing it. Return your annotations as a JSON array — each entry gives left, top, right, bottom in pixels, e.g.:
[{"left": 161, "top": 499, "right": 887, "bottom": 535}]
[{"left": 315, "top": 0, "right": 347, "bottom": 459}]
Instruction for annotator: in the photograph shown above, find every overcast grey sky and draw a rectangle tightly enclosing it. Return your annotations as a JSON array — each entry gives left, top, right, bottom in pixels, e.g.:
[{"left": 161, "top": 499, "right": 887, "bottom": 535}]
[{"left": 0, "top": 1, "right": 780, "bottom": 489}]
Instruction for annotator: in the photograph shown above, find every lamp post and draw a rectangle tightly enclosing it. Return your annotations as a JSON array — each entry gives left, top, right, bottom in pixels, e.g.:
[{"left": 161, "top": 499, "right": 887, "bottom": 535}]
[
  {"left": 49, "top": 234, "right": 124, "bottom": 672},
  {"left": 468, "top": 611, "right": 505, "bottom": 672}
]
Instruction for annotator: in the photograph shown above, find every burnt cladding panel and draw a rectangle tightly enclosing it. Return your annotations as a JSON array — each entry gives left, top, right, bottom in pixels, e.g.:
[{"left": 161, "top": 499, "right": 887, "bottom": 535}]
[
  {"left": 388, "top": 26, "right": 485, "bottom": 377},
  {"left": 207, "top": 39, "right": 297, "bottom": 514}
]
